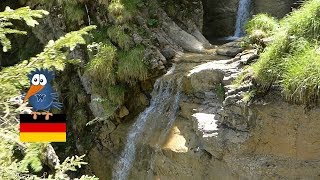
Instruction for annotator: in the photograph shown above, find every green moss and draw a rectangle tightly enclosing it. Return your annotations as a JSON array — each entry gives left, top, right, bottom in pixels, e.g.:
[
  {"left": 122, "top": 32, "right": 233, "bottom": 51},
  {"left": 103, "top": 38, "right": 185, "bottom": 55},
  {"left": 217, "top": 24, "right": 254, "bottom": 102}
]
[
  {"left": 117, "top": 45, "right": 148, "bottom": 84},
  {"left": 147, "top": 18, "right": 158, "bottom": 27},
  {"left": 91, "top": 26, "right": 109, "bottom": 43},
  {"left": 74, "top": 108, "right": 88, "bottom": 132}
]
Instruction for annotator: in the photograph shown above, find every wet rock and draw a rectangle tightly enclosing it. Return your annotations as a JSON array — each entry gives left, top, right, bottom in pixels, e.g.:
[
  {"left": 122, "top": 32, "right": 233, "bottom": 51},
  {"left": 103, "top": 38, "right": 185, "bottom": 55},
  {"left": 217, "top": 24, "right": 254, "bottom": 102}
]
[
  {"left": 161, "top": 45, "right": 176, "bottom": 60},
  {"left": 217, "top": 47, "right": 244, "bottom": 57},
  {"left": 139, "top": 93, "right": 149, "bottom": 106},
  {"left": 119, "top": 106, "right": 129, "bottom": 118},
  {"left": 202, "top": 0, "right": 238, "bottom": 37},
  {"left": 237, "top": 49, "right": 259, "bottom": 65},
  {"left": 89, "top": 94, "right": 106, "bottom": 118},
  {"left": 133, "top": 33, "right": 143, "bottom": 44},
  {"left": 159, "top": 9, "right": 205, "bottom": 53}
]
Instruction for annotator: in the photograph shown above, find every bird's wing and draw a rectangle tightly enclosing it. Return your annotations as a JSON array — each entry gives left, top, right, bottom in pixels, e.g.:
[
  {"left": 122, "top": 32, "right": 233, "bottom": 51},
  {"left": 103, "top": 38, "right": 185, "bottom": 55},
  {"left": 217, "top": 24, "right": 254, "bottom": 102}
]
[
  {"left": 50, "top": 93, "right": 63, "bottom": 110},
  {"left": 52, "top": 101, "right": 63, "bottom": 110}
]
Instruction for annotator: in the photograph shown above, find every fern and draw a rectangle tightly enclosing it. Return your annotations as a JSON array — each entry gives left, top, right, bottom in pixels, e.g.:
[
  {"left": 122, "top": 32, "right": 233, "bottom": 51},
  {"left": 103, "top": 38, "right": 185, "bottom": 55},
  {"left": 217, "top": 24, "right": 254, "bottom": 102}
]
[
  {"left": 0, "top": 6, "right": 48, "bottom": 52},
  {"left": 18, "top": 143, "right": 47, "bottom": 173}
]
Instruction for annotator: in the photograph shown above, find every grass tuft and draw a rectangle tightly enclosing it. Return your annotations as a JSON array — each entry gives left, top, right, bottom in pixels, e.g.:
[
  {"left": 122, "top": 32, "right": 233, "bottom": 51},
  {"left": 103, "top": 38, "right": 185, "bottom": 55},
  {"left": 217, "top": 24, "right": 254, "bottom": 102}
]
[
  {"left": 117, "top": 45, "right": 148, "bottom": 84},
  {"left": 243, "top": 0, "right": 320, "bottom": 105},
  {"left": 246, "top": 14, "right": 279, "bottom": 36},
  {"left": 86, "top": 42, "right": 117, "bottom": 86}
]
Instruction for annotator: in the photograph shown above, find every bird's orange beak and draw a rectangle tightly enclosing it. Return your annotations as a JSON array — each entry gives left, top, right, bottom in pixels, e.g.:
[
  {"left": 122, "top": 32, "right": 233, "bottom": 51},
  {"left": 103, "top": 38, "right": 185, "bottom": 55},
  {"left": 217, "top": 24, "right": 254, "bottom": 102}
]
[{"left": 23, "top": 85, "right": 44, "bottom": 103}]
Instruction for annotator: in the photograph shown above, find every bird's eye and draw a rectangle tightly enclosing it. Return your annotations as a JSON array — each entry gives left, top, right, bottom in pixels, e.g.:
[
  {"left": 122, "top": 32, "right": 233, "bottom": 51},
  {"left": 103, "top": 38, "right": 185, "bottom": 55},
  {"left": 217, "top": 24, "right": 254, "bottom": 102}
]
[
  {"left": 31, "top": 74, "right": 40, "bottom": 85},
  {"left": 39, "top": 74, "right": 47, "bottom": 85}
]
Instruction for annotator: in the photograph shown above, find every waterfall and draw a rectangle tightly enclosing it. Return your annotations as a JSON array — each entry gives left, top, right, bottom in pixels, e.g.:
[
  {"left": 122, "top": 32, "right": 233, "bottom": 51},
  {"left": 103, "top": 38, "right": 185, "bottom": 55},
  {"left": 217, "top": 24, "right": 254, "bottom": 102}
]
[
  {"left": 112, "top": 70, "right": 182, "bottom": 180},
  {"left": 234, "top": 0, "right": 251, "bottom": 37}
]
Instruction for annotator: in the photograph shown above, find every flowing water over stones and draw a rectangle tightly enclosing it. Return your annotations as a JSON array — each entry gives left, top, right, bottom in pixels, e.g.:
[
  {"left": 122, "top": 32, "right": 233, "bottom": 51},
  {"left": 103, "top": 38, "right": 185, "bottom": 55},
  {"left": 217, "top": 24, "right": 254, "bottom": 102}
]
[
  {"left": 112, "top": 67, "right": 183, "bottom": 180},
  {"left": 234, "top": 0, "right": 251, "bottom": 37}
]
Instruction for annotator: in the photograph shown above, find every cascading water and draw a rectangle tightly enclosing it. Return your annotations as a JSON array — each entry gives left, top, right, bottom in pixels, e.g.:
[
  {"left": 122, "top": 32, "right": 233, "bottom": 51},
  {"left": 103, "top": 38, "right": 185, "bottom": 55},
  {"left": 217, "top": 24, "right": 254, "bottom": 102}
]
[
  {"left": 234, "top": 0, "right": 251, "bottom": 37},
  {"left": 112, "top": 68, "right": 182, "bottom": 180}
]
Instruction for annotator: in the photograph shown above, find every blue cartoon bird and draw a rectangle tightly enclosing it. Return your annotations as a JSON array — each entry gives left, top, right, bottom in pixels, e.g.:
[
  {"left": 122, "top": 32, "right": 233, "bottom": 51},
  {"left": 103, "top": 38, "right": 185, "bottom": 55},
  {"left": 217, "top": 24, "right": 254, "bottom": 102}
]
[{"left": 23, "top": 68, "right": 62, "bottom": 120}]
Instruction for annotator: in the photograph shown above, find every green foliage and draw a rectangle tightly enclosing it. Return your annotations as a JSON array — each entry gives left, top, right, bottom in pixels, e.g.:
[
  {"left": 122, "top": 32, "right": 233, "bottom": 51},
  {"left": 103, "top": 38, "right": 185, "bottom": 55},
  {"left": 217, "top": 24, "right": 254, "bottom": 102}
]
[
  {"left": 0, "top": 20, "right": 95, "bottom": 179},
  {"left": 26, "top": 0, "right": 84, "bottom": 27},
  {"left": 282, "top": 41, "right": 320, "bottom": 105},
  {"left": 108, "top": 0, "right": 141, "bottom": 24},
  {"left": 281, "top": 0, "right": 320, "bottom": 42},
  {"left": 86, "top": 42, "right": 117, "bottom": 86},
  {"left": 252, "top": 30, "right": 290, "bottom": 88},
  {"left": 147, "top": 18, "right": 158, "bottom": 27},
  {"left": 60, "top": 0, "right": 85, "bottom": 25},
  {"left": 246, "top": 14, "right": 279, "bottom": 36},
  {"left": 107, "top": 85, "right": 126, "bottom": 105},
  {"left": 55, "top": 155, "right": 87, "bottom": 175},
  {"left": 117, "top": 46, "right": 148, "bottom": 84},
  {"left": 0, "top": 6, "right": 48, "bottom": 52},
  {"left": 19, "top": 143, "right": 47, "bottom": 173},
  {"left": 0, "top": 25, "right": 96, "bottom": 101},
  {"left": 74, "top": 109, "right": 88, "bottom": 132},
  {"left": 242, "top": 90, "right": 256, "bottom": 103},
  {"left": 243, "top": 14, "right": 279, "bottom": 48},
  {"left": 214, "top": 83, "right": 225, "bottom": 101},
  {"left": 107, "top": 25, "right": 133, "bottom": 50},
  {"left": 244, "top": 0, "right": 320, "bottom": 105}
]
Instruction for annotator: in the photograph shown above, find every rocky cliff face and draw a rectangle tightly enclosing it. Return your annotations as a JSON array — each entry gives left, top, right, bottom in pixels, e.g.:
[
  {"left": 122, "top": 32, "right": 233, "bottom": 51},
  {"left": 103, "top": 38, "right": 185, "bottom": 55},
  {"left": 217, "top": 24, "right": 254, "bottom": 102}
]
[
  {"left": 202, "top": 0, "right": 298, "bottom": 38},
  {"left": 113, "top": 45, "right": 320, "bottom": 179},
  {"left": 253, "top": 0, "right": 297, "bottom": 18}
]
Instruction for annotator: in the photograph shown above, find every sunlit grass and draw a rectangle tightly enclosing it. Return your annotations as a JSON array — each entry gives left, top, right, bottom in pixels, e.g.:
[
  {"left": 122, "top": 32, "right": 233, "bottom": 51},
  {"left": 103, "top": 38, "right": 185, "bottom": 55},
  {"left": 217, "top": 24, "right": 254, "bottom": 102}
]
[
  {"left": 246, "top": 13, "right": 279, "bottom": 36},
  {"left": 244, "top": 0, "right": 320, "bottom": 105}
]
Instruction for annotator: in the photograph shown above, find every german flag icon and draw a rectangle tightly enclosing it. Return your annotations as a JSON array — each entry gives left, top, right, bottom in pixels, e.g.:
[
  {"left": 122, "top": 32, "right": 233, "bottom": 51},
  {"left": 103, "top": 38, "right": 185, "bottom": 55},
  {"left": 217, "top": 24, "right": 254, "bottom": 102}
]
[{"left": 20, "top": 114, "right": 66, "bottom": 142}]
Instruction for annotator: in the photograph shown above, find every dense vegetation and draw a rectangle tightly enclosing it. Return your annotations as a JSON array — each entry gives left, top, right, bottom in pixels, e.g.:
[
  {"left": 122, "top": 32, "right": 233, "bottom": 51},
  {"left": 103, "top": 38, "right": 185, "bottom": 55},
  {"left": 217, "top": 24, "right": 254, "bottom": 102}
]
[
  {"left": 0, "top": 6, "right": 99, "bottom": 179},
  {"left": 242, "top": 0, "right": 320, "bottom": 106},
  {"left": 0, "top": 0, "right": 155, "bottom": 177}
]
